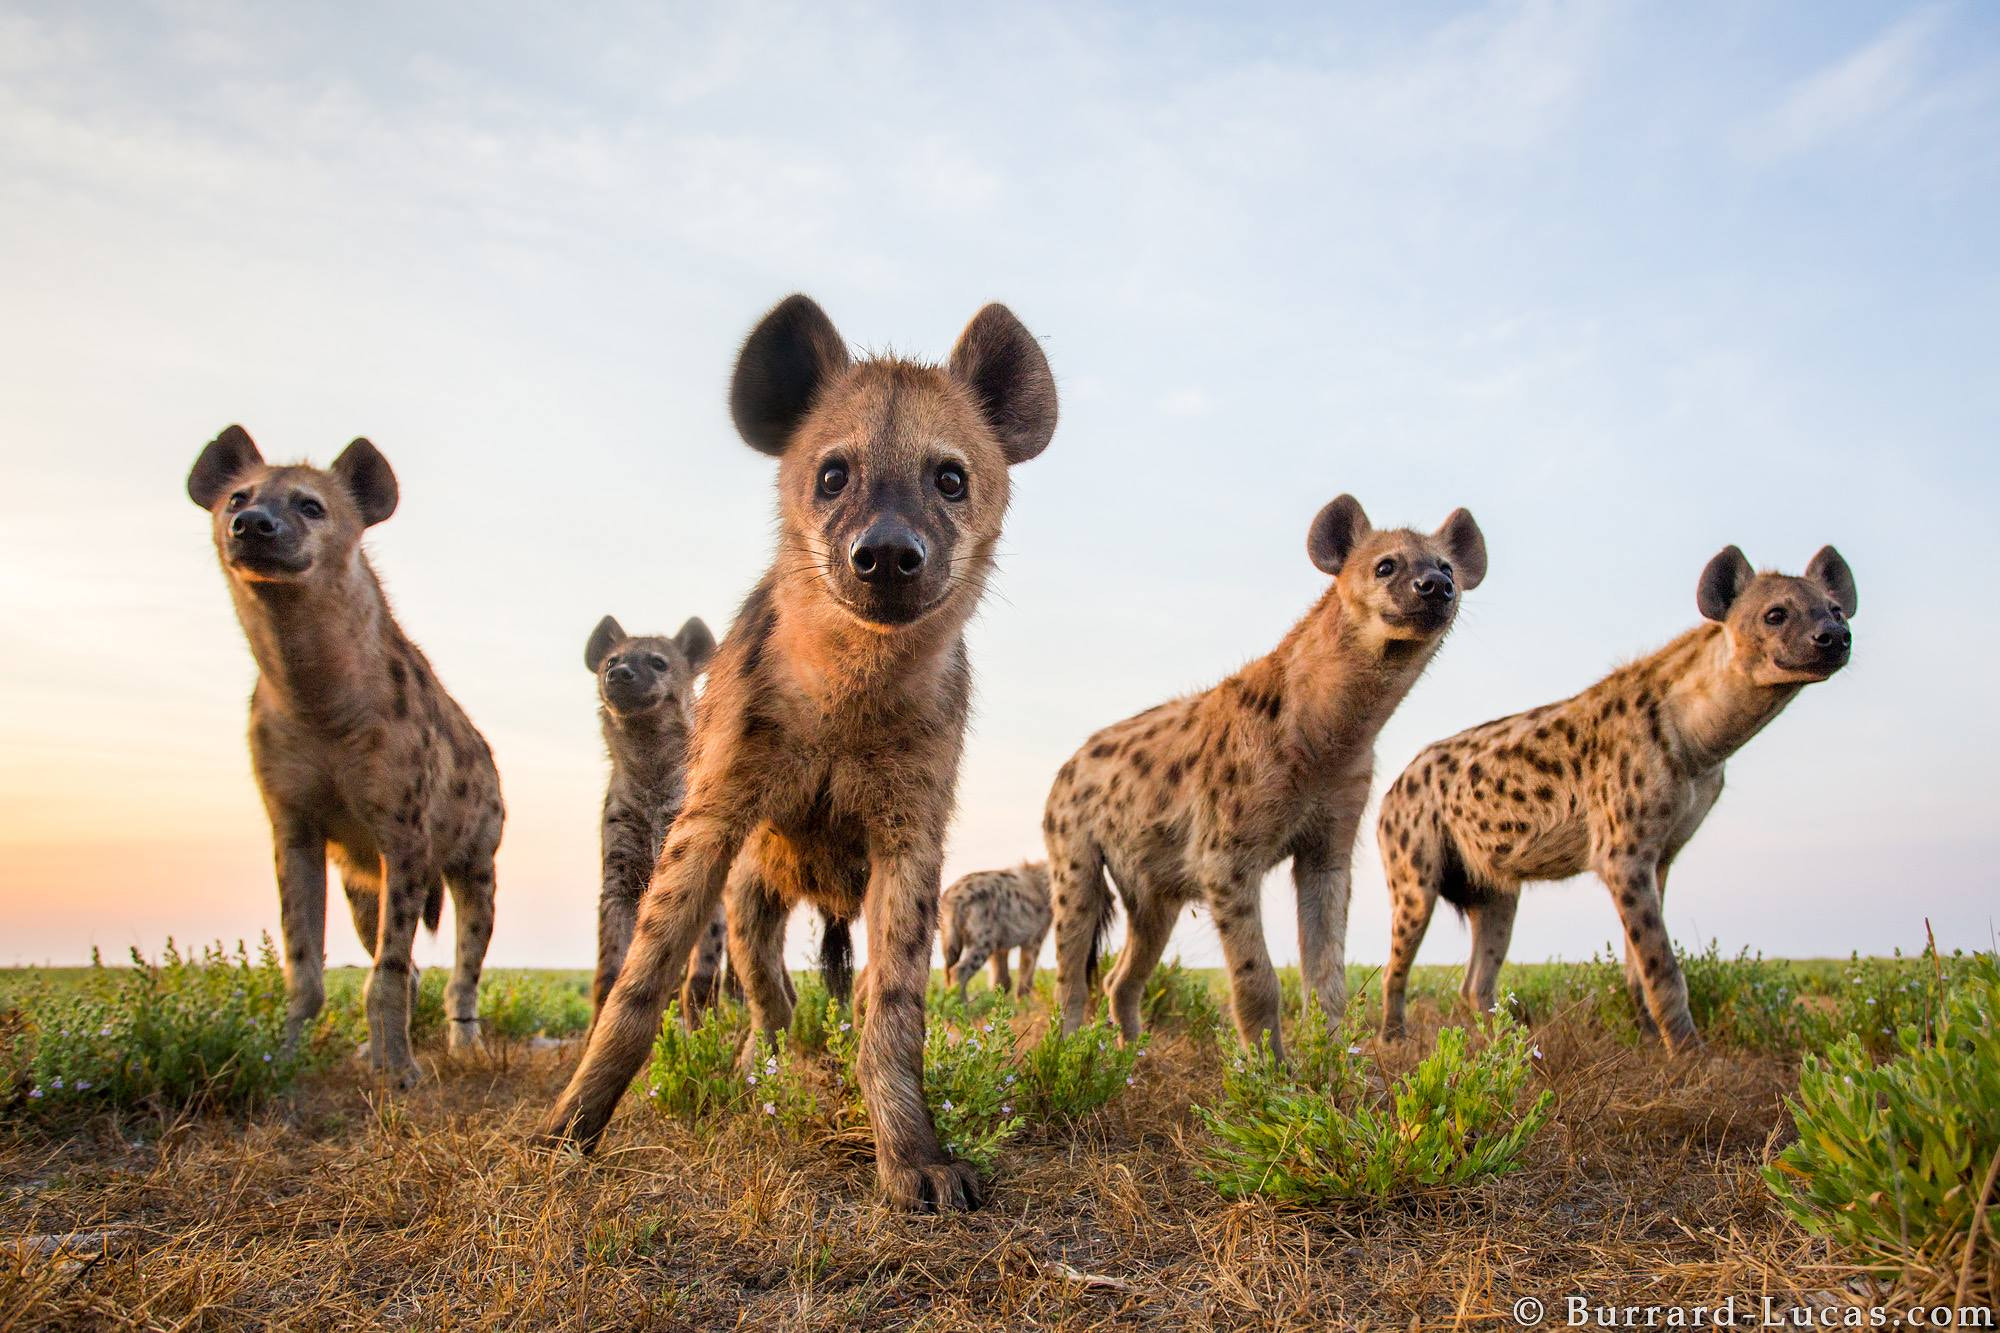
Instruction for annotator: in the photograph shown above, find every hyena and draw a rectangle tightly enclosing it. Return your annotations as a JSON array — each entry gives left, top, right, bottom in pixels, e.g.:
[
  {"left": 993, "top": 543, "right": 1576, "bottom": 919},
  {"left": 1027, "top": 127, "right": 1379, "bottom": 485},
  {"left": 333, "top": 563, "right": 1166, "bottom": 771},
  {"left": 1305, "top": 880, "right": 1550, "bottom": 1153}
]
[
  {"left": 541, "top": 294, "right": 1057, "bottom": 1211},
  {"left": 1048, "top": 496, "right": 1486, "bottom": 1057},
  {"left": 186, "top": 426, "right": 503, "bottom": 1086},
  {"left": 584, "top": 613, "right": 722, "bottom": 1029},
  {"left": 1376, "top": 545, "right": 1857, "bottom": 1051},
  {"left": 939, "top": 862, "right": 1051, "bottom": 1002}
]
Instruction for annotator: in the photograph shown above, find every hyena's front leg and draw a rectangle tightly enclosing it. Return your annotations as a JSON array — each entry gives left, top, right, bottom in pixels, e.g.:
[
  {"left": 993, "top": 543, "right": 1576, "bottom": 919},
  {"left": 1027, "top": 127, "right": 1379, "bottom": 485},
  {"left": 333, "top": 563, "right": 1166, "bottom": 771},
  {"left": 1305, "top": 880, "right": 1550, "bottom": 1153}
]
[
  {"left": 364, "top": 850, "right": 432, "bottom": 1088},
  {"left": 270, "top": 817, "right": 328, "bottom": 1049},
  {"left": 1293, "top": 778, "right": 1365, "bottom": 1022},
  {"left": 544, "top": 807, "right": 745, "bottom": 1149},
  {"left": 720, "top": 847, "right": 793, "bottom": 1063},
  {"left": 860, "top": 848, "right": 980, "bottom": 1212},
  {"left": 1597, "top": 854, "right": 1698, "bottom": 1052},
  {"left": 1211, "top": 878, "right": 1283, "bottom": 1060},
  {"left": 591, "top": 820, "right": 653, "bottom": 1024}
]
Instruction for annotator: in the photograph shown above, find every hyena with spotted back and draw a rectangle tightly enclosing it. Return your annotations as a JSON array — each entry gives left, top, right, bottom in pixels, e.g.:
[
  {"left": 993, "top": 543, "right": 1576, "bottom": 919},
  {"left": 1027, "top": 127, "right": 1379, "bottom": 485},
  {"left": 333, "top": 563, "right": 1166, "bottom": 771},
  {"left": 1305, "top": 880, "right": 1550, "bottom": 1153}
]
[
  {"left": 541, "top": 295, "right": 1057, "bottom": 1212},
  {"left": 939, "top": 862, "right": 1051, "bottom": 1002},
  {"left": 584, "top": 613, "right": 725, "bottom": 1031},
  {"left": 1047, "top": 496, "right": 1486, "bottom": 1059},
  {"left": 187, "top": 426, "right": 503, "bottom": 1087},
  {"left": 1376, "top": 545, "right": 1857, "bottom": 1051}
]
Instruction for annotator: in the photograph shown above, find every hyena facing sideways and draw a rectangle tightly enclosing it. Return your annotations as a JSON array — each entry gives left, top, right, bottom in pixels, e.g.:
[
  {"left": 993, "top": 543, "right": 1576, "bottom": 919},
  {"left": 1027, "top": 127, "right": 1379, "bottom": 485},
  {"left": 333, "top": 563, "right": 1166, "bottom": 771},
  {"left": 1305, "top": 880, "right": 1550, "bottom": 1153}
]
[
  {"left": 939, "top": 862, "right": 1051, "bottom": 1002},
  {"left": 542, "top": 294, "right": 1058, "bottom": 1211},
  {"left": 1048, "top": 496, "right": 1487, "bottom": 1058},
  {"left": 584, "top": 613, "right": 722, "bottom": 1031},
  {"left": 187, "top": 427, "right": 503, "bottom": 1087},
  {"left": 1377, "top": 545, "right": 1857, "bottom": 1051}
]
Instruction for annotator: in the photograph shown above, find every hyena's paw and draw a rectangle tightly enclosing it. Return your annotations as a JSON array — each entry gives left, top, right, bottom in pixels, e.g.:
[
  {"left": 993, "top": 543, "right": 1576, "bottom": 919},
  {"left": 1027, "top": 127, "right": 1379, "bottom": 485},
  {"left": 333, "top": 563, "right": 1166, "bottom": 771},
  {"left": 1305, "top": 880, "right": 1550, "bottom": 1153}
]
[
  {"left": 367, "top": 1046, "right": 424, "bottom": 1089},
  {"left": 447, "top": 1018, "right": 485, "bottom": 1055},
  {"left": 879, "top": 1157, "right": 984, "bottom": 1213}
]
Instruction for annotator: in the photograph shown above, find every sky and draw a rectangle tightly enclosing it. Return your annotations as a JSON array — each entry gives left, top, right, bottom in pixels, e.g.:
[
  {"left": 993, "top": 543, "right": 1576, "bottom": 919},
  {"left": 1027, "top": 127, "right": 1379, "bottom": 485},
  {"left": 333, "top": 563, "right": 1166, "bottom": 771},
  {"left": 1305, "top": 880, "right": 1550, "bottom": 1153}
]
[{"left": 1, "top": 1, "right": 1995, "bottom": 977}]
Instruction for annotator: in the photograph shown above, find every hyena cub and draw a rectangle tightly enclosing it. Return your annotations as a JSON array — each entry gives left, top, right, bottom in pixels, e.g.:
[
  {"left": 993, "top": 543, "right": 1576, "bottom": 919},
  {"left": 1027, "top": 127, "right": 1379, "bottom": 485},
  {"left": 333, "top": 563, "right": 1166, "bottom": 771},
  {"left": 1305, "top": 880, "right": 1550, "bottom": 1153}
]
[
  {"left": 542, "top": 295, "right": 1057, "bottom": 1211},
  {"left": 1377, "top": 545, "right": 1857, "bottom": 1051},
  {"left": 187, "top": 426, "right": 503, "bottom": 1086},
  {"left": 1049, "top": 496, "right": 1486, "bottom": 1057},
  {"left": 584, "top": 614, "right": 721, "bottom": 1029},
  {"left": 939, "top": 862, "right": 1051, "bottom": 1002}
]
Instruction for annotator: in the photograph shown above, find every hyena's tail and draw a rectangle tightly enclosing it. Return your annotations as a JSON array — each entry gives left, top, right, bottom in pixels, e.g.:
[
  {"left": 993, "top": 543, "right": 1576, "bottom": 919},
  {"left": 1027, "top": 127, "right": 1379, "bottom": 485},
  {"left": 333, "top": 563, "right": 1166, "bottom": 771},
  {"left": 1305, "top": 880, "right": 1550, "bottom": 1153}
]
[
  {"left": 1050, "top": 836, "right": 1115, "bottom": 987},
  {"left": 819, "top": 913, "right": 854, "bottom": 1006},
  {"left": 423, "top": 883, "right": 444, "bottom": 933}
]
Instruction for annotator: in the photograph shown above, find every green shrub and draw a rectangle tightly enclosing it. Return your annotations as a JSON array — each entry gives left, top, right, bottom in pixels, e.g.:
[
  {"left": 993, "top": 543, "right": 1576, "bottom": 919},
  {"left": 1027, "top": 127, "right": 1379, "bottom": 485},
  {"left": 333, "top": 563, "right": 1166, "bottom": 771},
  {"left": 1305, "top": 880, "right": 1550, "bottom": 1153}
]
[
  {"left": 788, "top": 972, "right": 838, "bottom": 1053},
  {"left": 1677, "top": 940, "right": 1808, "bottom": 1050},
  {"left": 1497, "top": 953, "right": 1630, "bottom": 1033},
  {"left": 642, "top": 1000, "right": 747, "bottom": 1118},
  {"left": 1200, "top": 1007, "right": 1553, "bottom": 1202},
  {"left": 479, "top": 972, "right": 591, "bottom": 1040},
  {"left": 921, "top": 1014, "right": 1024, "bottom": 1169},
  {"left": 743, "top": 1030, "right": 819, "bottom": 1135},
  {"left": 1018, "top": 1016, "right": 1142, "bottom": 1123},
  {"left": 1765, "top": 954, "right": 2000, "bottom": 1295},
  {"left": 11, "top": 938, "right": 322, "bottom": 1118},
  {"left": 1812, "top": 948, "right": 1965, "bottom": 1059},
  {"left": 1143, "top": 957, "right": 1221, "bottom": 1036}
]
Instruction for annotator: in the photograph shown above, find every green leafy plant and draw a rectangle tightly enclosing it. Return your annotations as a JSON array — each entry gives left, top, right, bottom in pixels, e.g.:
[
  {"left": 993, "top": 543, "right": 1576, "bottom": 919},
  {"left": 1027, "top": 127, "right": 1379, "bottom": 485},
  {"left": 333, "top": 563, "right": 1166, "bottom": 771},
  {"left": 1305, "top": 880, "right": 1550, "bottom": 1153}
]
[
  {"left": 642, "top": 999, "right": 747, "bottom": 1118},
  {"left": 1143, "top": 956, "right": 1221, "bottom": 1036},
  {"left": 921, "top": 1014, "right": 1025, "bottom": 1169},
  {"left": 1200, "top": 1008, "right": 1553, "bottom": 1202},
  {"left": 12, "top": 938, "right": 322, "bottom": 1118},
  {"left": 478, "top": 971, "right": 591, "bottom": 1040},
  {"left": 1765, "top": 953, "right": 2000, "bottom": 1298},
  {"left": 1018, "top": 1015, "right": 1143, "bottom": 1122},
  {"left": 788, "top": 972, "right": 838, "bottom": 1053}
]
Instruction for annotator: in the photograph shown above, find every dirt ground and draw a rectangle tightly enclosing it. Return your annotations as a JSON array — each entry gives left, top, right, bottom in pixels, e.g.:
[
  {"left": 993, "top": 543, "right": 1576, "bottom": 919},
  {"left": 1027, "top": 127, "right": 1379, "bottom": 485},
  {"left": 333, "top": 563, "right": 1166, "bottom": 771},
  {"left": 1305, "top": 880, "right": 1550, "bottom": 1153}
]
[{"left": 0, "top": 991, "right": 1902, "bottom": 1333}]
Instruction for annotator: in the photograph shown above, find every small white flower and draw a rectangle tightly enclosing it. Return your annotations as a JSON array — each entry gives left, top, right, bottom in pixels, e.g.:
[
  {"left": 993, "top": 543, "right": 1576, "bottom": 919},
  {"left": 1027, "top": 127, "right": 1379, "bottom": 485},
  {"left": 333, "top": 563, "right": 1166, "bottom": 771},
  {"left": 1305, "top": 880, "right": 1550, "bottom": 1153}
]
[
  {"left": 1135, "top": 1048, "right": 1146, "bottom": 1059},
  {"left": 1842, "top": 1075, "right": 1854, "bottom": 1085},
  {"left": 762, "top": 1101, "right": 775, "bottom": 1116},
  {"left": 1531, "top": 1046, "right": 1544, "bottom": 1061},
  {"left": 29, "top": 1088, "right": 44, "bottom": 1099},
  {"left": 941, "top": 1098, "right": 954, "bottom": 1111},
  {"left": 98, "top": 1025, "right": 113, "bottom": 1038},
  {"left": 75, "top": 1080, "right": 91, "bottom": 1091},
  {"left": 1004, "top": 1073, "right": 1016, "bottom": 1086},
  {"left": 746, "top": 1073, "right": 759, "bottom": 1086},
  {"left": 1347, "top": 1045, "right": 1363, "bottom": 1056},
  {"left": 1001, "top": 1104, "right": 1012, "bottom": 1115},
  {"left": 981, "top": 1022, "right": 993, "bottom": 1033},
  {"left": 1125, "top": 1076, "right": 1134, "bottom": 1086},
  {"left": 839, "top": 1022, "right": 851, "bottom": 1033},
  {"left": 49, "top": 1076, "right": 63, "bottom": 1090},
  {"left": 648, "top": 1087, "right": 660, "bottom": 1098},
  {"left": 263, "top": 1053, "right": 273, "bottom": 1062}
]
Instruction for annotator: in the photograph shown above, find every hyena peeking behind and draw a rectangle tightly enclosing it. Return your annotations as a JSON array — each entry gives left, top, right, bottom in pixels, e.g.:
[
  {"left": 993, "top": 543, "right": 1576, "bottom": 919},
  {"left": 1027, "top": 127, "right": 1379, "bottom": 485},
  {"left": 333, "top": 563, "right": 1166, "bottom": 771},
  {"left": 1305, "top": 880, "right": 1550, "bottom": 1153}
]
[
  {"left": 939, "top": 862, "right": 1051, "bottom": 1002},
  {"left": 187, "top": 427, "right": 503, "bottom": 1087},
  {"left": 584, "top": 614, "right": 724, "bottom": 1031},
  {"left": 1376, "top": 545, "right": 1857, "bottom": 1051},
  {"left": 541, "top": 294, "right": 1057, "bottom": 1212},
  {"left": 1048, "top": 496, "right": 1486, "bottom": 1058}
]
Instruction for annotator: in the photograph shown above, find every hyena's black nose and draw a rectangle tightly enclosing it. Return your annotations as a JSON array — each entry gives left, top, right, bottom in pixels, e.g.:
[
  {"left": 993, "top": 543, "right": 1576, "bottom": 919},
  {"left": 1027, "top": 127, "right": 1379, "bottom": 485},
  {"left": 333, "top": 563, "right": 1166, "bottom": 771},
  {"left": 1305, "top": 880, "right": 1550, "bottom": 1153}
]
[
  {"left": 1811, "top": 623, "right": 1852, "bottom": 651},
  {"left": 605, "top": 663, "right": 634, "bottom": 683},
  {"left": 850, "top": 523, "right": 927, "bottom": 583},
  {"left": 1413, "top": 571, "right": 1455, "bottom": 602},
  {"left": 230, "top": 508, "right": 280, "bottom": 539}
]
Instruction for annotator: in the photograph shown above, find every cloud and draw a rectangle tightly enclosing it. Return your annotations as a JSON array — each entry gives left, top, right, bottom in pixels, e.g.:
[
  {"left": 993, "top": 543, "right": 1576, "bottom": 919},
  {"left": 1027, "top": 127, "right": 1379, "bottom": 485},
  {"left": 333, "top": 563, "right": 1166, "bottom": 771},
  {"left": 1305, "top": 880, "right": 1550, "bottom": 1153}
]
[{"left": 1738, "top": 8, "right": 1946, "bottom": 160}]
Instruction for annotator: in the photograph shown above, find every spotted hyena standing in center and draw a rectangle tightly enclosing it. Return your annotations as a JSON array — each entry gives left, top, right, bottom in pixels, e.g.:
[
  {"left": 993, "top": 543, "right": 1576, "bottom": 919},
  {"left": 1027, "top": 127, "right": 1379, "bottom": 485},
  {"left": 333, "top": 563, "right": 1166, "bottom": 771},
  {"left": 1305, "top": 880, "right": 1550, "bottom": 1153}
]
[
  {"left": 939, "top": 862, "right": 1051, "bottom": 1001},
  {"left": 1047, "top": 496, "right": 1486, "bottom": 1057},
  {"left": 1376, "top": 545, "right": 1857, "bottom": 1050},
  {"left": 584, "top": 613, "right": 721, "bottom": 1030}
]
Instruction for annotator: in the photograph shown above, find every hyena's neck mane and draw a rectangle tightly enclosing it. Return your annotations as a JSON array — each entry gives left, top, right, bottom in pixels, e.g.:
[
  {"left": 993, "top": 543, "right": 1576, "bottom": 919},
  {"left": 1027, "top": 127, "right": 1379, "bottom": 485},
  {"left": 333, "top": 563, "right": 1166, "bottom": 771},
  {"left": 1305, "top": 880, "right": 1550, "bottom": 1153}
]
[
  {"left": 601, "top": 704, "right": 693, "bottom": 791},
  {"left": 1640, "top": 624, "right": 1802, "bottom": 772},
  {"left": 1234, "top": 585, "right": 1441, "bottom": 770},
  {"left": 765, "top": 566, "right": 976, "bottom": 718},
  {"left": 231, "top": 552, "right": 400, "bottom": 728}
]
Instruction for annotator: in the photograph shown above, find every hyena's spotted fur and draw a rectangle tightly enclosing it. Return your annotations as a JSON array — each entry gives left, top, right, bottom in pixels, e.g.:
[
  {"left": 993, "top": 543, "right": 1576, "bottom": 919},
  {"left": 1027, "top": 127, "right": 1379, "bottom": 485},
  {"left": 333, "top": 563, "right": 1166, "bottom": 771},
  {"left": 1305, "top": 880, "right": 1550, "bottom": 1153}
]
[
  {"left": 1048, "top": 496, "right": 1485, "bottom": 1058},
  {"left": 584, "top": 613, "right": 723, "bottom": 1030},
  {"left": 1377, "top": 545, "right": 1857, "bottom": 1051},
  {"left": 187, "top": 426, "right": 504, "bottom": 1087},
  {"left": 939, "top": 862, "right": 1051, "bottom": 1001},
  {"left": 542, "top": 295, "right": 1057, "bottom": 1212}
]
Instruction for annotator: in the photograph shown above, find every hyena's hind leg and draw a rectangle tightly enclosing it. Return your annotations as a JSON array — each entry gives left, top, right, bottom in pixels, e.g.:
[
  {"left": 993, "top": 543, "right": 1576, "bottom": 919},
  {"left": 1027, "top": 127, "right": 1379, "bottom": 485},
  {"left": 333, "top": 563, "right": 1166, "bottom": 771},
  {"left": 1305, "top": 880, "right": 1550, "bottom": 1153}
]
[
  {"left": 1378, "top": 817, "right": 1443, "bottom": 1041},
  {"left": 1015, "top": 912, "right": 1050, "bottom": 1000},
  {"left": 271, "top": 818, "right": 329, "bottom": 1049},
  {"left": 950, "top": 933, "right": 993, "bottom": 1003},
  {"left": 444, "top": 854, "right": 497, "bottom": 1053},
  {"left": 682, "top": 903, "right": 731, "bottom": 1021},
  {"left": 1105, "top": 878, "right": 1179, "bottom": 1044},
  {"left": 719, "top": 844, "right": 794, "bottom": 1066},
  {"left": 337, "top": 854, "right": 421, "bottom": 1020}
]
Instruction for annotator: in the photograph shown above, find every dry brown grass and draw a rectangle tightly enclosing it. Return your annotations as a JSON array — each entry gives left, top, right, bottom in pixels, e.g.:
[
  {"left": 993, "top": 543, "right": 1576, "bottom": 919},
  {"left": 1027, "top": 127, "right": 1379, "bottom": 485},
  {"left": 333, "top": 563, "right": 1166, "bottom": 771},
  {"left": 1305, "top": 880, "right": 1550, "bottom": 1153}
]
[{"left": 0, "top": 1004, "right": 1899, "bottom": 1331}]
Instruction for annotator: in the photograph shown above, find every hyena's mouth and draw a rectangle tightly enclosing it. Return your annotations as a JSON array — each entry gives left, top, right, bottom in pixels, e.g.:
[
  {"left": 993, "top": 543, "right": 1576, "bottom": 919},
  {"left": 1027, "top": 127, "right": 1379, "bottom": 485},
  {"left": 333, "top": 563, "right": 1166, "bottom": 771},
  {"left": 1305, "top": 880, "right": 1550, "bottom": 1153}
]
[{"left": 226, "top": 541, "right": 312, "bottom": 579}]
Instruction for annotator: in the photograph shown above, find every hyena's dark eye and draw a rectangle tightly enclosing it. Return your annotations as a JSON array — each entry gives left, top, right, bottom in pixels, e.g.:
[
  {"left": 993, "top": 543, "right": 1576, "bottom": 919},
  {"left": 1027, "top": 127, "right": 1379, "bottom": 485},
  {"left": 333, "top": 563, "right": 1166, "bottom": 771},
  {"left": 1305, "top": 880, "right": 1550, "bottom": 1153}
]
[
  {"left": 296, "top": 497, "right": 325, "bottom": 520},
  {"left": 1764, "top": 607, "right": 1787, "bottom": 626},
  {"left": 818, "top": 460, "right": 848, "bottom": 498},
  {"left": 227, "top": 491, "right": 248, "bottom": 511},
  {"left": 647, "top": 655, "right": 669, "bottom": 671},
  {"left": 1374, "top": 558, "right": 1396, "bottom": 578},
  {"left": 935, "top": 463, "right": 967, "bottom": 501}
]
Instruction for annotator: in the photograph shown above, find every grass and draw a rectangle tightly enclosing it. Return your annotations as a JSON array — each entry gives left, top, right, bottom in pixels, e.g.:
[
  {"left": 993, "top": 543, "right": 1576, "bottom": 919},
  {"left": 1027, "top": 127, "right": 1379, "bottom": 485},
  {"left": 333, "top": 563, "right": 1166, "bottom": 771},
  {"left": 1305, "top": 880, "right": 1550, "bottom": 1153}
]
[{"left": 1, "top": 949, "right": 1992, "bottom": 1328}]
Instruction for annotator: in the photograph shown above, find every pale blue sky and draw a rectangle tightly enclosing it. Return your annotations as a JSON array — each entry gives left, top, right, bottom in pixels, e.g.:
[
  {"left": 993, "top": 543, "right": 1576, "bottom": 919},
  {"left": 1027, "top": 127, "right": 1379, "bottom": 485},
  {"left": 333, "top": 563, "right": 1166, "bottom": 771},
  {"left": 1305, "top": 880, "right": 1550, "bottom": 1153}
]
[{"left": 1, "top": 2, "right": 1994, "bottom": 972}]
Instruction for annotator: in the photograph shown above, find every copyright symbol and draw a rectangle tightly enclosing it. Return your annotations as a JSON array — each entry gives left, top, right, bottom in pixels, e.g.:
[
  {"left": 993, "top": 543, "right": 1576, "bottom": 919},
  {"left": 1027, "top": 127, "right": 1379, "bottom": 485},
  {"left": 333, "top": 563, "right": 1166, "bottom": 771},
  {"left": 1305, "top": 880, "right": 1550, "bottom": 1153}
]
[{"left": 1513, "top": 1296, "right": 1546, "bottom": 1326}]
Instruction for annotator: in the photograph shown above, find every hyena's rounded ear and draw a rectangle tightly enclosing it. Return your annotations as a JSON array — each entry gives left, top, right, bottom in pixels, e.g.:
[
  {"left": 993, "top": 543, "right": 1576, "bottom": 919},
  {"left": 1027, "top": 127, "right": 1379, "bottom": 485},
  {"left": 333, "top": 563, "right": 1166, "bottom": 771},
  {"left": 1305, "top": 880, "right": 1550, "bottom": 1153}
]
[
  {"left": 1307, "top": 495, "right": 1370, "bottom": 576},
  {"left": 674, "top": 616, "right": 718, "bottom": 673},
  {"left": 1435, "top": 508, "right": 1487, "bottom": 591},
  {"left": 1696, "top": 545, "right": 1754, "bottom": 622},
  {"left": 948, "top": 303, "right": 1058, "bottom": 466},
  {"left": 330, "top": 438, "right": 399, "bottom": 526},
  {"left": 1805, "top": 545, "right": 1857, "bottom": 617},
  {"left": 729, "top": 294, "right": 851, "bottom": 457},
  {"left": 187, "top": 424, "right": 263, "bottom": 509},
  {"left": 585, "top": 615, "right": 624, "bottom": 672}
]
